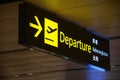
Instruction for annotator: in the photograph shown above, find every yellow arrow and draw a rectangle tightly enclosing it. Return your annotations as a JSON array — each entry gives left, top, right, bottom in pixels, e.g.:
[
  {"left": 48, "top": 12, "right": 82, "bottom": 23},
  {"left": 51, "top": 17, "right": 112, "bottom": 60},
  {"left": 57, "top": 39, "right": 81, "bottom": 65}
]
[{"left": 29, "top": 16, "right": 43, "bottom": 37}]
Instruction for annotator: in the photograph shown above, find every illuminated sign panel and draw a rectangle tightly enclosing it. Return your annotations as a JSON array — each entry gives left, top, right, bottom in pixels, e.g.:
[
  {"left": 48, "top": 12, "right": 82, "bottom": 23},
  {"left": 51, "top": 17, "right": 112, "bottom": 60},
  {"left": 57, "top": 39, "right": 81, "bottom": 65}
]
[{"left": 19, "top": 3, "right": 110, "bottom": 71}]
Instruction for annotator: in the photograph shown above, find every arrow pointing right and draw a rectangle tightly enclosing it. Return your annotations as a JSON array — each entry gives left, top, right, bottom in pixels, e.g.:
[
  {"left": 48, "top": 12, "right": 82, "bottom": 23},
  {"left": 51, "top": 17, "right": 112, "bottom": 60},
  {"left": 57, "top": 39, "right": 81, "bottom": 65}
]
[{"left": 29, "top": 16, "right": 43, "bottom": 37}]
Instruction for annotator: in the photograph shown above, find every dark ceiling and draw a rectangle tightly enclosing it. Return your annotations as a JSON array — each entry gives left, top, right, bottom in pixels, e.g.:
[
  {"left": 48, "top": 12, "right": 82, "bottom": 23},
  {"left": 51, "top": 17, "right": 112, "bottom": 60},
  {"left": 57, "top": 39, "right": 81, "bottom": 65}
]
[{"left": 0, "top": 0, "right": 22, "bottom": 4}]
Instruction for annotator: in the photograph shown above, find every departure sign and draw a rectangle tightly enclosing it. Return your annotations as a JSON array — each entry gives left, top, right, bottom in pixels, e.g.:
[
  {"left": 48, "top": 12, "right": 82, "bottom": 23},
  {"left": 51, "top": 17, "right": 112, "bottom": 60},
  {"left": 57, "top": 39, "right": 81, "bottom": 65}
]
[{"left": 19, "top": 3, "right": 110, "bottom": 71}]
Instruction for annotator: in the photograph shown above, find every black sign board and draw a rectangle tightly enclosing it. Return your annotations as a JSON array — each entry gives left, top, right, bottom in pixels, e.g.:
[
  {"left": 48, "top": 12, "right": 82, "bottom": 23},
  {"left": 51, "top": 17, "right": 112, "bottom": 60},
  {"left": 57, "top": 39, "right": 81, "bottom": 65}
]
[{"left": 19, "top": 3, "right": 110, "bottom": 71}]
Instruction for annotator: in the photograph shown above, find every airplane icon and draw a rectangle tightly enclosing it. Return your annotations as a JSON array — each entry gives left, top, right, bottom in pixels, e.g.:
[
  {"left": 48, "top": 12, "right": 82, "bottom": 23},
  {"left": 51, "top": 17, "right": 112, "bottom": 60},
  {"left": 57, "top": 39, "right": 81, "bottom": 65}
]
[
  {"left": 44, "top": 18, "right": 58, "bottom": 47},
  {"left": 47, "top": 26, "right": 57, "bottom": 33}
]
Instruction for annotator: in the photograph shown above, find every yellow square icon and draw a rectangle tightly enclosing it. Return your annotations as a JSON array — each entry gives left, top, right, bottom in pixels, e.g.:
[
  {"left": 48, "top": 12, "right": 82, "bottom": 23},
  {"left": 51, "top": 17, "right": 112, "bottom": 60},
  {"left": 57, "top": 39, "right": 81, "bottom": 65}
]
[{"left": 44, "top": 18, "right": 58, "bottom": 47}]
